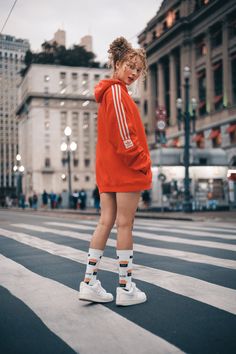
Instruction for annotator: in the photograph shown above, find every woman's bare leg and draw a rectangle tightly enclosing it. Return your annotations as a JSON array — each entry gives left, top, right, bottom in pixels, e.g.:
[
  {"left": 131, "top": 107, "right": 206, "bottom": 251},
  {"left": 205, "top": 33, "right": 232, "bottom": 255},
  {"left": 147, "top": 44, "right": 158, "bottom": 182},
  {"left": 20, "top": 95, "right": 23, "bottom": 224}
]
[
  {"left": 90, "top": 192, "right": 117, "bottom": 250},
  {"left": 116, "top": 192, "right": 141, "bottom": 250}
]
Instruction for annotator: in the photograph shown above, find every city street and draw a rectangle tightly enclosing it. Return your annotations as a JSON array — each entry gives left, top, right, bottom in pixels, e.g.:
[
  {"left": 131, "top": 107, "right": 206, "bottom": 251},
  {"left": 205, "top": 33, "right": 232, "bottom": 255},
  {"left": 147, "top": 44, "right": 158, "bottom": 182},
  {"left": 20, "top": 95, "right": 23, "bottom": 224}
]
[{"left": 0, "top": 210, "right": 235, "bottom": 354}]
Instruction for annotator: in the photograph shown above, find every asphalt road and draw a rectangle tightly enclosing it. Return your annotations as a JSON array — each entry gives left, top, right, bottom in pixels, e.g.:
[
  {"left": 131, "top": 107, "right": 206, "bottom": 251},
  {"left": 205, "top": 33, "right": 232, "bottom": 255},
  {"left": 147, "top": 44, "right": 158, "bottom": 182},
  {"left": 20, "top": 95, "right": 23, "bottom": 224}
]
[{"left": 0, "top": 209, "right": 235, "bottom": 354}]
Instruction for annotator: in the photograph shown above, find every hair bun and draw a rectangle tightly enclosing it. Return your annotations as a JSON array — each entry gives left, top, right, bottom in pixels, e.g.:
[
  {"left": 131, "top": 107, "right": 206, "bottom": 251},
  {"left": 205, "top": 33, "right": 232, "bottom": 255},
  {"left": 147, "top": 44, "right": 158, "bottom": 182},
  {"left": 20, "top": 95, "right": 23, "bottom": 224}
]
[{"left": 108, "top": 36, "right": 132, "bottom": 63}]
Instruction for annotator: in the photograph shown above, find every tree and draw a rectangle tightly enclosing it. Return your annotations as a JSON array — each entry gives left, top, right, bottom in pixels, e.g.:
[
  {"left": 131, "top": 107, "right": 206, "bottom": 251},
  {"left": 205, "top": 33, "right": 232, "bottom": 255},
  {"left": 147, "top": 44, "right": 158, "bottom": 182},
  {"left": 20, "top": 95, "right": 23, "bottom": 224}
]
[{"left": 20, "top": 41, "right": 101, "bottom": 76}]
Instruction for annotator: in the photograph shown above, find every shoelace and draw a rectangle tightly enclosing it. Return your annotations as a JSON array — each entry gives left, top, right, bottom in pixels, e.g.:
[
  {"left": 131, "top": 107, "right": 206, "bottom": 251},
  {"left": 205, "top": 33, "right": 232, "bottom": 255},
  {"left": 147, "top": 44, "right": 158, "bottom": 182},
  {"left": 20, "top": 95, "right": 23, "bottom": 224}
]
[{"left": 95, "top": 281, "right": 107, "bottom": 295}]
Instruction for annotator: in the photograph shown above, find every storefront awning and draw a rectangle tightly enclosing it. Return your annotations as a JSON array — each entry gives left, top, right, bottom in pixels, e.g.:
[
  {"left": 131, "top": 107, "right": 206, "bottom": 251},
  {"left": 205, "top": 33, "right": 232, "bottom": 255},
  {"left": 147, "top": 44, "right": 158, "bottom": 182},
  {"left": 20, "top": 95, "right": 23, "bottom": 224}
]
[
  {"left": 226, "top": 124, "right": 236, "bottom": 134},
  {"left": 192, "top": 133, "right": 204, "bottom": 142},
  {"left": 207, "top": 129, "right": 220, "bottom": 140}
]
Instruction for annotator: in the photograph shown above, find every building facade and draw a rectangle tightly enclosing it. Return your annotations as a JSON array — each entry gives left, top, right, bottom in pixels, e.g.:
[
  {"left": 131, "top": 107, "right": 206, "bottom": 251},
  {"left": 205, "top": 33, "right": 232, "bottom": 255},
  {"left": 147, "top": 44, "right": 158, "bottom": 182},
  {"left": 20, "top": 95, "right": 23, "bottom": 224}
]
[
  {"left": 16, "top": 64, "right": 141, "bottom": 201},
  {"left": 139, "top": 0, "right": 236, "bottom": 208},
  {"left": 0, "top": 34, "right": 30, "bottom": 202}
]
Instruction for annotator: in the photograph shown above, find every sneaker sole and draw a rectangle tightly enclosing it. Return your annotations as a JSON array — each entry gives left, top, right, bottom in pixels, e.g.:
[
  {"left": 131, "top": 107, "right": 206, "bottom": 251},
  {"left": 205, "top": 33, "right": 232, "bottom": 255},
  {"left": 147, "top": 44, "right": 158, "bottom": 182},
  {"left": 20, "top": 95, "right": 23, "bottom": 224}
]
[
  {"left": 79, "top": 294, "right": 113, "bottom": 303},
  {"left": 116, "top": 297, "right": 147, "bottom": 306}
]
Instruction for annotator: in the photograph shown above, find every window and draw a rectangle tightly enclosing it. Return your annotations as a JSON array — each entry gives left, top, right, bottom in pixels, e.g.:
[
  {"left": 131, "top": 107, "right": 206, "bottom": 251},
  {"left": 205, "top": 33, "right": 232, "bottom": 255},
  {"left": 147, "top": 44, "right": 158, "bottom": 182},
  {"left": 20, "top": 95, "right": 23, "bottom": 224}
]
[
  {"left": 231, "top": 54, "right": 236, "bottom": 104},
  {"left": 195, "top": 36, "right": 207, "bottom": 59},
  {"left": 84, "top": 159, "right": 90, "bottom": 167},
  {"left": 228, "top": 12, "right": 236, "bottom": 39},
  {"left": 45, "top": 158, "right": 51, "bottom": 167},
  {"left": 197, "top": 69, "right": 206, "bottom": 116},
  {"left": 85, "top": 175, "right": 90, "bottom": 182},
  {"left": 210, "top": 24, "right": 222, "bottom": 49},
  {"left": 213, "top": 61, "right": 223, "bottom": 111},
  {"left": 60, "top": 72, "right": 66, "bottom": 80},
  {"left": 144, "top": 100, "right": 148, "bottom": 115},
  {"left": 72, "top": 72, "right": 78, "bottom": 80},
  {"left": 94, "top": 74, "right": 100, "bottom": 82},
  {"left": 73, "top": 159, "right": 79, "bottom": 167}
]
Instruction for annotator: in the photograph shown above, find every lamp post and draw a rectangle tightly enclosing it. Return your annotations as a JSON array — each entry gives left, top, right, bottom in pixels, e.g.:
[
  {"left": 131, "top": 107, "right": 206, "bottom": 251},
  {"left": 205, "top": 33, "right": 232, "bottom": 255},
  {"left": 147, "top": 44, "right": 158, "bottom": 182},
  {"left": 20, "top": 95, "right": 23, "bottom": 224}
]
[
  {"left": 13, "top": 154, "right": 25, "bottom": 203},
  {"left": 176, "top": 66, "right": 197, "bottom": 213},
  {"left": 61, "top": 126, "right": 77, "bottom": 208}
]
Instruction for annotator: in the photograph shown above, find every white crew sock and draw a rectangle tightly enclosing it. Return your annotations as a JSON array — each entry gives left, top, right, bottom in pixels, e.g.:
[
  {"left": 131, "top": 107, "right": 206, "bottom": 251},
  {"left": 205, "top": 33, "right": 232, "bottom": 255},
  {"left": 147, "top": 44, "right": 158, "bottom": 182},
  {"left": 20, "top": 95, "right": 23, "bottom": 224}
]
[
  {"left": 84, "top": 248, "right": 103, "bottom": 285},
  {"left": 116, "top": 249, "right": 133, "bottom": 291}
]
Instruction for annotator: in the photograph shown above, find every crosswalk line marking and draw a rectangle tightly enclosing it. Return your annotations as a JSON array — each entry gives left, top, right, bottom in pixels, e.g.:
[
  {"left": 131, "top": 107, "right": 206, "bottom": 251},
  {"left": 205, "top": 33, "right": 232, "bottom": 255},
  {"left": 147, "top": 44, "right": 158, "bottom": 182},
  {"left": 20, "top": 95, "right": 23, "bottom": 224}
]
[
  {"left": 0, "top": 254, "right": 183, "bottom": 354},
  {"left": 11, "top": 223, "right": 236, "bottom": 270},
  {"left": 77, "top": 218, "right": 236, "bottom": 232},
  {"left": 134, "top": 225, "right": 236, "bottom": 240},
  {"left": 66, "top": 220, "right": 236, "bottom": 240},
  {"left": 44, "top": 222, "right": 236, "bottom": 249},
  {"left": 1, "top": 227, "right": 236, "bottom": 315}
]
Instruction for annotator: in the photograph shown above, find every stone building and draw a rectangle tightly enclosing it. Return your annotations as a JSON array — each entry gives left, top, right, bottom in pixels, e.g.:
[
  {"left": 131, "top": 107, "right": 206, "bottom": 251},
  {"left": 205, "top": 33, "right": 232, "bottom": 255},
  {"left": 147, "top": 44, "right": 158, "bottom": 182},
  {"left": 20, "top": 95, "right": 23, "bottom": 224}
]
[
  {"left": 138, "top": 0, "right": 236, "bottom": 208},
  {"left": 16, "top": 64, "right": 140, "bottom": 201},
  {"left": 0, "top": 34, "right": 30, "bottom": 202}
]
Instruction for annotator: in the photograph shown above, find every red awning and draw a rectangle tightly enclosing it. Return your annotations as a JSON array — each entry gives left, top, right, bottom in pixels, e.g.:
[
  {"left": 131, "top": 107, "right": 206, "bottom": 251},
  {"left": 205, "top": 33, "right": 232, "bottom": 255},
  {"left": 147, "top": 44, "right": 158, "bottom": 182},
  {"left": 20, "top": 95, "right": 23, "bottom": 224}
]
[
  {"left": 172, "top": 138, "right": 179, "bottom": 147},
  {"left": 214, "top": 94, "right": 223, "bottom": 103},
  {"left": 208, "top": 129, "right": 220, "bottom": 139},
  {"left": 212, "top": 62, "right": 222, "bottom": 71},
  {"left": 199, "top": 100, "right": 206, "bottom": 109},
  {"left": 226, "top": 124, "right": 236, "bottom": 134},
  {"left": 192, "top": 133, "right": 204, "bottom": 142},
  {"left": 228, "top": 173, "right": 236, "bottom": 181}
]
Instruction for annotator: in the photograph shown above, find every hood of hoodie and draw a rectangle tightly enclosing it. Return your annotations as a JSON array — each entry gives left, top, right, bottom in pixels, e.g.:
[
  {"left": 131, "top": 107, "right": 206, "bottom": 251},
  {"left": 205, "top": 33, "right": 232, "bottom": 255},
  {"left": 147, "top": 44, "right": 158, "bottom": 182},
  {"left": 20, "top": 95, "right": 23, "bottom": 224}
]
[{"left": 94, "top": 79, "right": 128, "bottom": 103}]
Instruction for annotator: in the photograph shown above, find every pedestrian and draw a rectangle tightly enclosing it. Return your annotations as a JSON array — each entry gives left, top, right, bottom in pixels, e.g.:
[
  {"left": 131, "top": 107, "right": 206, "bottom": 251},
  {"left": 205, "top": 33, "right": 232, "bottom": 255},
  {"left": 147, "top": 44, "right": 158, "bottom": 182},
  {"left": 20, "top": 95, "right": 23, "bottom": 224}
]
[
  {"left": 92, "top": 185, "right": 100, "bottom": 212},
  {"left": 79, "top": 37, "right": 152, "bottom": 306},
  {"left": 57, "top": 194, "right": 62, "bottom": 208},
  {"left": 79, "top": 189, "right": 87, "bottom": 210},
  {"left": 19, "top": 193, "right": 25, "bottom": 209},
  {"left": 32, "top": 192, "right": 38, "bottom": 210},
  {"left": 141, "top": 190, "right": 151, "bottom": 209},
  {"left": 72, "top": 190, "right": 79, "bottom": 210},
  {"left": 28, "top": 195, "right": 33, "bottom": 208},
  {"left": 42, "top": 190, "right": 48, "bottom": 209},
  {"left": 49, "top": 191, "right": 56, "bottom": 209}
]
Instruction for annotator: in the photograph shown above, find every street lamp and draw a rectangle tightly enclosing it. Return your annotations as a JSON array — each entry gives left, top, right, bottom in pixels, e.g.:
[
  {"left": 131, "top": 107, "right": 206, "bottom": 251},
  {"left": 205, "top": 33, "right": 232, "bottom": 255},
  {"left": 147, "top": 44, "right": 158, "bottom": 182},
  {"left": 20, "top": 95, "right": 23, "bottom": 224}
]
[
  {"left": 176, "top": 66, "right": 197, "bottom": 213},
  {"left": 13, "top": 154, "right": 25, "bottom": 202},
  {"left": 61, "top": 126, "right": 77, "bottom": 208}
]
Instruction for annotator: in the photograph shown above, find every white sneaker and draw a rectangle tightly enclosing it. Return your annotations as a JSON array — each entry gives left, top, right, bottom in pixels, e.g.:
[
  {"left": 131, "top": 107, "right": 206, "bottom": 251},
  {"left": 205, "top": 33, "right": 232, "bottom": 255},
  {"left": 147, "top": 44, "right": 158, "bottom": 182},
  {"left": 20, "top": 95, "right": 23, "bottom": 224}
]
[
  {"left": 116, "top": 282, "right": 147, "bottom": 306},
  {"left": 79, "top": 280, "right": 113, "bottom": 303}
]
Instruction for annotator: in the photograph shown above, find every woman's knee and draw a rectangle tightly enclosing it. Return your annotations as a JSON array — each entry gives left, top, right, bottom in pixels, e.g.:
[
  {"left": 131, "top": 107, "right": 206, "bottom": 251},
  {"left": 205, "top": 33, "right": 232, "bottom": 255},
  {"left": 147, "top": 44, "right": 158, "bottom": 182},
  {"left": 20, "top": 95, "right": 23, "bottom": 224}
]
[
  {"left": 98, "top": 216, "right": 115, "bottom": 231},
  {"left": 115, "top": 215, "right": 133, "bottom": 230}
]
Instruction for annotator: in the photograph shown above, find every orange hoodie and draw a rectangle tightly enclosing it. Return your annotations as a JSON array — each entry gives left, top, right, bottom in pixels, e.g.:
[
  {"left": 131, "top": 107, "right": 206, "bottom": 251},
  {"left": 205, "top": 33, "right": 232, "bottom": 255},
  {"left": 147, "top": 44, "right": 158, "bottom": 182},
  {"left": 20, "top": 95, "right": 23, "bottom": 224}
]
[{"left": 94, "top": 79, "right": 152, "bottom": 193}]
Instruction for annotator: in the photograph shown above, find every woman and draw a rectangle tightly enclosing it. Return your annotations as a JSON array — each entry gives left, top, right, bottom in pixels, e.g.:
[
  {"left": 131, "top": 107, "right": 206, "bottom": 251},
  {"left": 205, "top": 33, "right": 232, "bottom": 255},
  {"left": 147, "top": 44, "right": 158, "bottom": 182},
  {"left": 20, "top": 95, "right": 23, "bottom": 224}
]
[{"left": 79, "top": 37, "right": 152, "bottom": 306}]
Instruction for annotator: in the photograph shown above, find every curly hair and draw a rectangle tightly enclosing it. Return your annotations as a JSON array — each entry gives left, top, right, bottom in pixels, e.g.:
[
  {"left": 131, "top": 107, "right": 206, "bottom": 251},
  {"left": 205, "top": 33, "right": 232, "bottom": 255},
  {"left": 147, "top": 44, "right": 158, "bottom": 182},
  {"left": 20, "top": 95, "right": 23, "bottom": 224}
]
[{"left": 107, "top": 37, "right": 147, "bottom": 77}]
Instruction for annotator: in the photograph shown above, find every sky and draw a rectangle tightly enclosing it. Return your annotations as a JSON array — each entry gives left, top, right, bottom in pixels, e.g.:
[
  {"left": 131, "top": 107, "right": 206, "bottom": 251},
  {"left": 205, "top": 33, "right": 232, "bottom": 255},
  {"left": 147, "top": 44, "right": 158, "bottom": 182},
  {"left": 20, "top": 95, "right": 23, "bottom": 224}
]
[{"left": 1, "top": 0, "right": 163, "bottom": 63}]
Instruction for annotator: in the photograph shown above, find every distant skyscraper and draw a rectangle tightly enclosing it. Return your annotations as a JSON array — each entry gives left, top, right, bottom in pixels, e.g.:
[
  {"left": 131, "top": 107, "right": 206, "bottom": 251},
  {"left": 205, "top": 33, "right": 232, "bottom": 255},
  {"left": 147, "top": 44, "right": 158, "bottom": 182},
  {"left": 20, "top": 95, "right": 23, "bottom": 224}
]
[
  {"left": 0, "top": 34, "right": 30, "bottom": 201},
  {"left": 53, "top": 29, "right": 66, "bottom": 47},
  {"left": 80, "top": 35, "right": 93, "bottom": 52}
]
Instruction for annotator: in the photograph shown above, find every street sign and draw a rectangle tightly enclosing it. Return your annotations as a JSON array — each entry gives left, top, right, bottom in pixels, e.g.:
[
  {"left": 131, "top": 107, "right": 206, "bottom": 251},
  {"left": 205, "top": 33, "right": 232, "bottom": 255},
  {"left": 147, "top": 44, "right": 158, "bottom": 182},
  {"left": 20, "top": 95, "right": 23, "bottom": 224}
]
[{"left": 156, "top": 106, "right": 167, "bottom": 131}]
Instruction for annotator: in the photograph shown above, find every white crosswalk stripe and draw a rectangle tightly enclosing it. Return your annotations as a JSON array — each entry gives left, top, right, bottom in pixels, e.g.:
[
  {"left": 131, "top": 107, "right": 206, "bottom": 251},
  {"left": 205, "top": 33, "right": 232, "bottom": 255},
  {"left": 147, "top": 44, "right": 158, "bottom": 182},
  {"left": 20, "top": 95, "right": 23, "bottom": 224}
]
[
  {"left": 1, "top": 217, "right": 236, "bottom": 354},
  {"left": 0, "top": 227, "right": 236, "bottom": 315},
  {"left": 65, "top": 220, "right": 236, "bottom": 240},
  {"left": 14, "top": 222, "right": 236, "bottom": 270},
  {"left": 0, "top": 254, "right": 183, "bottom": 354}
]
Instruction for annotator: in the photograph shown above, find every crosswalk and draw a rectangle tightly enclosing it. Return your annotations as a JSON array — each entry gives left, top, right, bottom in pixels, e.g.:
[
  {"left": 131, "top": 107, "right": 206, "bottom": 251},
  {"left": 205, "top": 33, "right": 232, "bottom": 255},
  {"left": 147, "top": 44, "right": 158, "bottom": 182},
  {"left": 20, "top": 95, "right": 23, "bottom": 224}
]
[{"left": 0, "top": 214, "right": 236, "bottom": 354}]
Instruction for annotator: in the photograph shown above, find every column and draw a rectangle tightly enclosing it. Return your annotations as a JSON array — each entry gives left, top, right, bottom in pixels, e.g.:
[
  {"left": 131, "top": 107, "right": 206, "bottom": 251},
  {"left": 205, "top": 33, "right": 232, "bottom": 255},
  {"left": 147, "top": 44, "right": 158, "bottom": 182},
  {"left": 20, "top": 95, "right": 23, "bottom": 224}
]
[
  {"left": 169, "top": 52, "right": 177, "bottom": 126},
  {"left": 147, "top": 65, "right": 157, "bottom": 133},
  {"left": 205, "top": 30, "right": 213, "bottom": 113},
  {"left": 157, "top": 61, "right": 165, "bottom": 107},
  {"left": 222, "top": 18, "right": 230, "bottom": 107}
]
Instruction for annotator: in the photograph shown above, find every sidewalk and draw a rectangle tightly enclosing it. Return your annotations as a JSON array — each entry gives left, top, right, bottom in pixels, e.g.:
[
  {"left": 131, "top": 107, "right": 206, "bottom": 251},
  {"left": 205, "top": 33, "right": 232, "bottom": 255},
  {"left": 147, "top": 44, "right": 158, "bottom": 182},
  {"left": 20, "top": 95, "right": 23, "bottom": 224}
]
[{"left": 3, "top": 207, "right": 236, "bottom": 222}]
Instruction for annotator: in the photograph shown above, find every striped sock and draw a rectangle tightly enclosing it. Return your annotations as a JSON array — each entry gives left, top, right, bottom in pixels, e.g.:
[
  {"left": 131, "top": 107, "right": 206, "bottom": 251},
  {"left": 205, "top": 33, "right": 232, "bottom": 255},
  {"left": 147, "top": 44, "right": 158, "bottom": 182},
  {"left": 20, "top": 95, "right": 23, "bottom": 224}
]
[
  {"left": 117, "top": 250, "right": 133, "bottom": 291},
  {"left": 84, "top": 248, "right": 103, "bottom": 285}
]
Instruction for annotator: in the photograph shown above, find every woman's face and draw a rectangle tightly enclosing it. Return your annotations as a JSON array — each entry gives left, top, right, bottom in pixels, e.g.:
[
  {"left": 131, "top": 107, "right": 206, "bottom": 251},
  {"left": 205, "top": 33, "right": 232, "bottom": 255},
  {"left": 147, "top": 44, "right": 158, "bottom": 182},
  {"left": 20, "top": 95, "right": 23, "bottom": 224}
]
[{"left": 114, "top": 56, "right": 143, "bottom": 85}]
